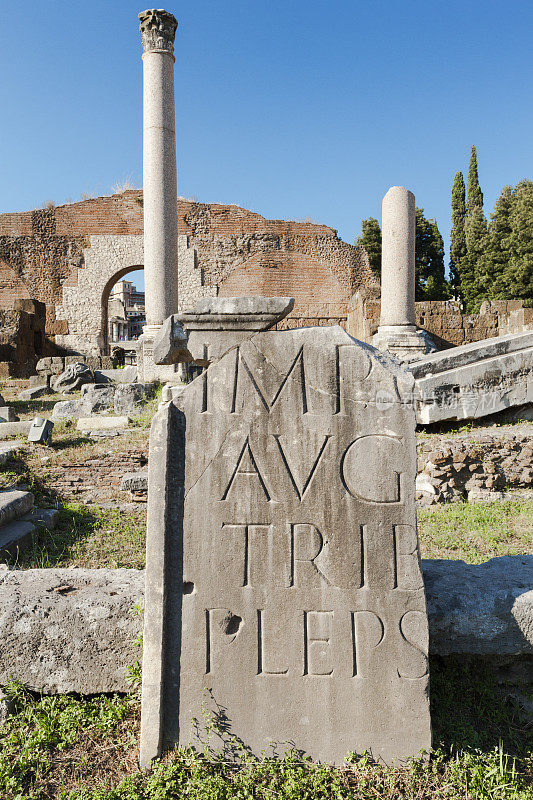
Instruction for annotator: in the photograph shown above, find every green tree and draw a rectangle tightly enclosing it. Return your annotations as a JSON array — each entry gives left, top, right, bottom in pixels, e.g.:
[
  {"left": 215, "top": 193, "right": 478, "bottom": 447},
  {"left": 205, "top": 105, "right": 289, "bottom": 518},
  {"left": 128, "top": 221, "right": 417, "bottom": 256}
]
[
  {"left": 485, "top": 184, "right": 514, "bottom": 297},
  {"left": 356, "top": 210, "right": 450, "bottom": 299},
  {"left": 449, "top": 171, "right": 467, "bottom": 291},
  {"left": 488, "top": 180, "right": 533, "bottom": 301},
  {"left": 466, "top": 145, "right": 483, "bottom": 213},
  {"left": 415, "top": 208, "right": 449, "bottom": 299},
  {"left": 461, "top": 145, "right": 487, "bottom": 310},
  {"left": 355, "top": 217, "right": 382, "bottom": 277}
]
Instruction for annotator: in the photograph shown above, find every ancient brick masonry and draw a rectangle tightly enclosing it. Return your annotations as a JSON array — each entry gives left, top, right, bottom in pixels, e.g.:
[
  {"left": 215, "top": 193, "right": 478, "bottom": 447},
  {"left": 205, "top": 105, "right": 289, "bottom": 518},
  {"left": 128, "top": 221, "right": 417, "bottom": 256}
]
[{"left": 0, "top": 192, "right": 378, "bottom": 358}]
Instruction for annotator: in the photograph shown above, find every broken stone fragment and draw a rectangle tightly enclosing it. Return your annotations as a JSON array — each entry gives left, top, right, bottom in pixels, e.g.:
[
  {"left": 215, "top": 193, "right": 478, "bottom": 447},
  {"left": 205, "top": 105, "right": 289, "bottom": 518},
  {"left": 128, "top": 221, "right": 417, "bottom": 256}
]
[
  {"left": 152, "top": 316, "right": 193, "bottom": 366},
  {"left": 52, "top": 363, "right": 94, "bottom": 394}
]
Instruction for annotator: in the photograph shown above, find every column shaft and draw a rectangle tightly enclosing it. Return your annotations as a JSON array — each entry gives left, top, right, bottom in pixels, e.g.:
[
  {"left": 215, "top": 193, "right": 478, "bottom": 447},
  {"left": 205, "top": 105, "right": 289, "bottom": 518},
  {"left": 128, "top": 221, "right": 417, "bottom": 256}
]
[
  {"left": 142, "top": 20, "right": 179, "bottom": 326},
  {"left": 380, "top": 186, "right": 416, "bottom": 327}
]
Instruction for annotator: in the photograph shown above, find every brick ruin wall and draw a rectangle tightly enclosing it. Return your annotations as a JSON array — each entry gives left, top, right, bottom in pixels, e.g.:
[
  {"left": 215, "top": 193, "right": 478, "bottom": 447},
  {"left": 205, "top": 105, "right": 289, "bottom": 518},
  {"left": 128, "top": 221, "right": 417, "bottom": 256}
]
[
  {"left": 1, "top": 189, "right": 530, "bottom": 368},
  {"left": 0, "top": 191, "right": 378, "bottom": 359},
  {"left": 348, "top": 292, "right": 533, "bottom": 349}
]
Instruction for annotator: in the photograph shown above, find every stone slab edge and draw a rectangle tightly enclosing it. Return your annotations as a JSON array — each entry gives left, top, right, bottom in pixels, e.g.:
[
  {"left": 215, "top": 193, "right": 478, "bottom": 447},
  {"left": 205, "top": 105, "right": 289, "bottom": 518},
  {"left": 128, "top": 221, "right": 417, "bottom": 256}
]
[{"left": 0, "top": 555, "right": 530, "bottom": 695}]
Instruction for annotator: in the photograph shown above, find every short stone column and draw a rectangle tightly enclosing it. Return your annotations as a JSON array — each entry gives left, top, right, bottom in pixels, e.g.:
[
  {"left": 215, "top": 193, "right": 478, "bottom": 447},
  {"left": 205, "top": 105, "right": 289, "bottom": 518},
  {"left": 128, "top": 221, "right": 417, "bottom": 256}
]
[
  {"left": 373, "top": 186, "right": 435, "bottom": 361},
  {"left": 138, "top": 9, "right": 180, "bottom": 381}
]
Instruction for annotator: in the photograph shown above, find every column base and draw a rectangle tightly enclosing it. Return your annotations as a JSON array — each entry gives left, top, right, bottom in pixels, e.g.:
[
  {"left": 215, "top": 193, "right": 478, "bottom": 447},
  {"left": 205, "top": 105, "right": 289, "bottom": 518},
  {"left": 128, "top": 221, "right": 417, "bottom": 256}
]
[
  {"left": 138, "top": 325, "right": 187, "bottom": 384},
  {"left": 373, "top": 325, "right": 437, "bottom": 363}
]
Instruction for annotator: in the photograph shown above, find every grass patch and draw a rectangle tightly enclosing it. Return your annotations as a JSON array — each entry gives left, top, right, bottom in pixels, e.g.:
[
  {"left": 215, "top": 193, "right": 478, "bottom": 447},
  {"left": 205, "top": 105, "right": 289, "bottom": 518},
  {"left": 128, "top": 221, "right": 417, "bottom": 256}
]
[
  {"left": 6, "top": 504, "right": 146, "bottom": 570},
  {"left": 418, "top": 500, "right": 533, "bottom": 562},
  {"left": 0, "top": 659, "right": 531, "bottom": 799}
]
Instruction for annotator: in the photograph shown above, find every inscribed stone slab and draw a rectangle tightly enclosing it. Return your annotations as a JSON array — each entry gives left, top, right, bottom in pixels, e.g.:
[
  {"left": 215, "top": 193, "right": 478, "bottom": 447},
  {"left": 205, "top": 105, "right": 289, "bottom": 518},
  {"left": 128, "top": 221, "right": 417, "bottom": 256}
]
[{"left": 140, "top": 326, "right": 431, "bottom": 766}]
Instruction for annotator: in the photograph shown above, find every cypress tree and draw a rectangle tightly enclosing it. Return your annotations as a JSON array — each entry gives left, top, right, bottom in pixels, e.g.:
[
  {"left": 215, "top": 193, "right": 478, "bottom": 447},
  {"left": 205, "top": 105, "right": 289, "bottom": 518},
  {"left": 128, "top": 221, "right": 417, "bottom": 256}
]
[
  {"left": 486, "top": 185, "right": 514, "bottom": 297},
  {"left": 449, "top": 171, "right": 467, "bottom": 292},
  {"left": 463, "top": 145, "right": 487, "bottom": 310},
  {"left": 466, "top": 145, "right": 483, "bottom": 213},
  {"left": 355, "top": 217, "right": 382, "bottom": 278}
]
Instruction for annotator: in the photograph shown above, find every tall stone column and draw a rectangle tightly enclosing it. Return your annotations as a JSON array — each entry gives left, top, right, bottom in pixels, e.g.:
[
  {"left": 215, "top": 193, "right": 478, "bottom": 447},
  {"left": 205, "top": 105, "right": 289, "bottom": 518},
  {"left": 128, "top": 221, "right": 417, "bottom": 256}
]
[
  {"left": 138, "top": 9, "right": 180, "bottom": 381},
  {"left": 373, "top": 186, "right": 435, "bottom": 361}
]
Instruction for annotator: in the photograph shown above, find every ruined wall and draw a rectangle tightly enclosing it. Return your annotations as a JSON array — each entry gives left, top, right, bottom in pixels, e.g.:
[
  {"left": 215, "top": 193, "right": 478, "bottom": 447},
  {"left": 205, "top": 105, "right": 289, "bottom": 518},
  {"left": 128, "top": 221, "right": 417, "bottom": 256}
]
[
  {"left": 0, "top": 299, "right": 46, "bottom": 377},
  {"left": 348, "top": 293, "right": 533, "bottom": 347},
  {"left": 0, "top": 192, "right": 377, "bottom": 356},
  {"left": 416, "top": 424, "right": 533, "bottom": 504}
]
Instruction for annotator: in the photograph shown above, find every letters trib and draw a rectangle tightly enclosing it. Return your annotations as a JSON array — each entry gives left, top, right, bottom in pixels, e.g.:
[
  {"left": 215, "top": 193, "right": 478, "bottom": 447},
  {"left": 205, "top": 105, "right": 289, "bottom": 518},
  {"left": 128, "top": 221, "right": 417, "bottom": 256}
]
[{"left": 140, "top": 326, "right": 432, "bottom": 766}]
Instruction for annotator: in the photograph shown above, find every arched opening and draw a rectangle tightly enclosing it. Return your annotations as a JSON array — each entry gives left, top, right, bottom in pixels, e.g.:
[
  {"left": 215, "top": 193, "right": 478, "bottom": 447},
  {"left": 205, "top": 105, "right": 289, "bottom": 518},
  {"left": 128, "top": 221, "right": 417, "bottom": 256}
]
[{"left": 101, "top": 267, "right": 145, "bottom": 356}]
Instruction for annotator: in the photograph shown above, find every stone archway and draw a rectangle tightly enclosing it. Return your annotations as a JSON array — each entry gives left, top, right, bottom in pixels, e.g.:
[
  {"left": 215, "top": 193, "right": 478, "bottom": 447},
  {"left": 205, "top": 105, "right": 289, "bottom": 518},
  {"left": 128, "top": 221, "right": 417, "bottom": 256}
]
[
  {"left": 54, "top": 235, "right": 145, "bottom": 355},
  {"left": 101, "top": 266, "right": 145, "bottom": 354}
]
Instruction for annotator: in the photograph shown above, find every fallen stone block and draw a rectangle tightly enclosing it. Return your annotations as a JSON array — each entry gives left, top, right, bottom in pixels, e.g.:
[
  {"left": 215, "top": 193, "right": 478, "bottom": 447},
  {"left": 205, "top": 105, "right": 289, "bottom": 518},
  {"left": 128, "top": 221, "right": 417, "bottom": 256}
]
[
  {"left": 0, "top": 421, "right": 32, "bottom": 440},
  {"left": 96, "top": 367, "right": 138, "bottom": 383},
  {"left": 18, "top": 385, "right": 50, "bottom": 401},
  {"left": 51, "top": 400, "right": 82, "bottom": 422},
  {"left": 0, "top": 567, "right": 144, "bottom": 693},
  {"left": 0, "top": 489, "right": 34, "bottom": 527},
  {"left": 21, "top": 508, "right": 59, "bottom": 530},
  {"left": 114, "top": 383, "right": 145, "bottom": 415},
  {"left": 76, "top": 416, "right": 130, "bottom": 431},
  {"left": 120, "top": 472, "right": 148, "bottom": 492},
  {"left": 0, "top": 441, "right": 23, "bottom": 465},
  {"left": 80, "top": 383, "right": 116, "bottom": 414},
  {"left": 424, "top": 555, "right": 532, "bottom": 656},
  {"left": 410, "top": 331, "right": 533, "bottom": 424},
  {"left": 0, "top": 556, "right": 529, "bottom": 695},
  {"left": 0, "top": 520, "right": 36, "bottom": 558},
  {"left": 52, "top": 363, "right": 94, "bottom": 394},
  {"left": 0, "top": 407, "right": 18, "bottom": 422},
  {"left": 152, "top": 315, "right": 192, "bottom": 366}
]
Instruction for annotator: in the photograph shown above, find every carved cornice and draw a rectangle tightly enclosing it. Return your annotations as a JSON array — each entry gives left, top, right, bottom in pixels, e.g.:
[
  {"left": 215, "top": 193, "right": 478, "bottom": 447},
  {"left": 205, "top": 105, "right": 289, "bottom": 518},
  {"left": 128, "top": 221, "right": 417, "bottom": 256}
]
[{"left": 139, "top": 9, "right": 178, "bottom": 54}]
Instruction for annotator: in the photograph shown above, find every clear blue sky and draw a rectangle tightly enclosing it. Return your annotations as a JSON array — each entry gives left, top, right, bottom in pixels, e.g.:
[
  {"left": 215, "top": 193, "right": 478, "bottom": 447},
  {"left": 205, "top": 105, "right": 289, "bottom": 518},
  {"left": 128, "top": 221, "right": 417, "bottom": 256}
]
[{"left": 2, "top": 0, "right": 532, "bottom": 292}]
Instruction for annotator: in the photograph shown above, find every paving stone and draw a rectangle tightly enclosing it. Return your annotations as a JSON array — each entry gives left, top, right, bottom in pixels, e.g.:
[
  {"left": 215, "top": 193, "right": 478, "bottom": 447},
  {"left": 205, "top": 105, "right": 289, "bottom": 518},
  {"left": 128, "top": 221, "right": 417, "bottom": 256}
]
[{"left": 76, "top": 416, "right": 130, "bottom": 431}]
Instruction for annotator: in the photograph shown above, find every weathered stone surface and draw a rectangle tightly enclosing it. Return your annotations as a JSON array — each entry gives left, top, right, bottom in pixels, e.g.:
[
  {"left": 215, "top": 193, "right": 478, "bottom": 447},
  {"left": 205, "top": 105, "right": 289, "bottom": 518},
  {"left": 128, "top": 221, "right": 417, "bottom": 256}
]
[
  {"left": 52, "top": 363, "right": 94, "bottom": 394},
  {"left": 424, "top": 556, "right": 532, "bottom": 656},
  {"left": 51, "top": 400, "right": 82, "bottom": 421},
  {"left": 0, "top": 567, "right": 144, "bottom": 693},
  {"left": 0, "top": 520, "right": 36, "bottom": 558},
  {"left": 152, "top": 315, "right": 192, "bottom": 366},
  {"left": 0, "top": 557, "right": 529, "bottom": 695},
  {"left": 174, "top": 296, "right": 296, "bottom": 373},
  {"left": 76, "top": 416, "right": 130, "bottom": 431},
  {"left": 121, "top": 472, "right": 148, "bottom": 492},
  {"left": 194, "top": 295, "right": 294, "bottom": 319},
  {"left": 28, "top": 418, "right": 54, "bottom": 445},
  {"left": 80, "top": 384, "right": 115, "bottom": 414},
  {"left": 0, "top": 441, "right": 23, "bottom": 465},
  {"left": 96, "top": 366, "right": 138, "bottom": 383},
  {"left": 113, "top": 383, "right": 146, "bottom": 415},
  {"left": 141, "top": 326, "right": 430, "bottom": 766},
  {"left": 411, "top": 332, "right": 533, "bottom": 424},
  {"left": 0, "top": 489, "right": 34, "bottom": 527},
  {"left": 18, "top": 385, "right": 50, "bottom": 401},
  {"left": 0, "top": 421, "right": 32, "bottom": 440},
  {"left": 0, "top": 407, "right": 18, "bottom": 423}
]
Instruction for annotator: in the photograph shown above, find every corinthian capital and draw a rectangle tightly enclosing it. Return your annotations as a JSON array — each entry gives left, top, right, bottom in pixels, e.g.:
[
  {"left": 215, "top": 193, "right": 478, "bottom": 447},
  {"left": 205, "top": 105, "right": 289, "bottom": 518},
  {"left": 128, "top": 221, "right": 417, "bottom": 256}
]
[{"left": 139, "top": 9, "right": 178, "bottom": 54}]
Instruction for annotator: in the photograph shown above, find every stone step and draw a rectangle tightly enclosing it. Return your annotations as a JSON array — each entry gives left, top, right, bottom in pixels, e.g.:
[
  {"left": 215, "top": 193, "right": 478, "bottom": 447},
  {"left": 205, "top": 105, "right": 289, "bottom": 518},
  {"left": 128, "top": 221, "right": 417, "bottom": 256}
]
[
  {"left": 20, "top": 508, "right": 59, "bottom": 530},
  {"left": 0, "top": 520, "right": 36, "bottom": 558},
  {"left": 0, "top": 489, "right": 34, "bottom": 527}
]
